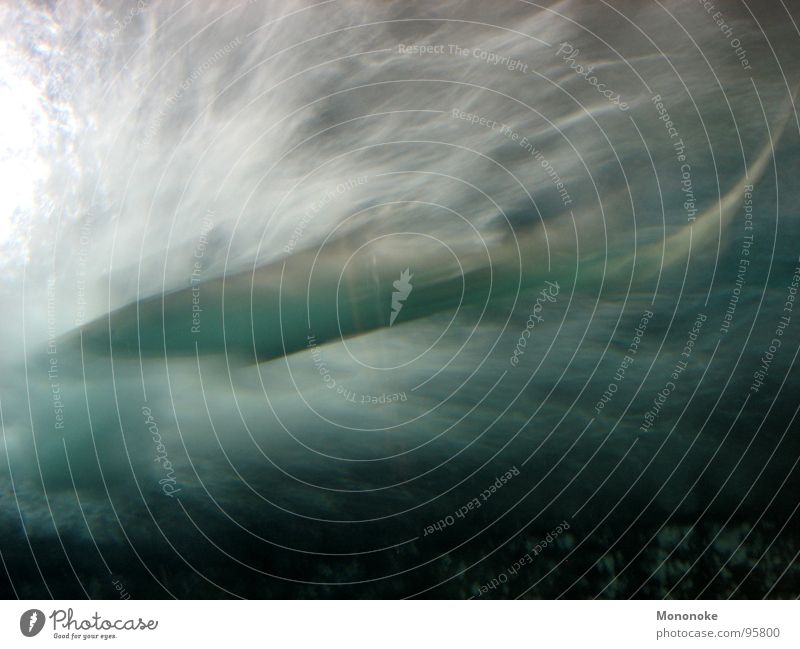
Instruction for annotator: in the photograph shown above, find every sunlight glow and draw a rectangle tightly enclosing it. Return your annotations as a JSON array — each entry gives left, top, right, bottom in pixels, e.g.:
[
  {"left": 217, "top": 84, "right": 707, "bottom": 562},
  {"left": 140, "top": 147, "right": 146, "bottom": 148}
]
[{"left": 0, "top": 48, "right": 49, "bottom": 248}]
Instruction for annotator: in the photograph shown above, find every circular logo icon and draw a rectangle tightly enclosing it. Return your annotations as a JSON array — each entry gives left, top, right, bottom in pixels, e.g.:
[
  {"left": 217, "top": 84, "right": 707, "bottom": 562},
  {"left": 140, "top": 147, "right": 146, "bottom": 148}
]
[{"left": 20, "top": 609, "right": 45, "bottom": 637}]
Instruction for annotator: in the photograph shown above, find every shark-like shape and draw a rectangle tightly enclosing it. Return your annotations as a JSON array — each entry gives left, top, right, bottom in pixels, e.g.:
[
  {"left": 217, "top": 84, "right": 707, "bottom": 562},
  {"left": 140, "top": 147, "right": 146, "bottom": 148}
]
[
  {"left": 63, "top": 118, "right": 788, "bottom": 368},
  {"left": 60, "top": 70, "right": 797, "bottom": 368}
]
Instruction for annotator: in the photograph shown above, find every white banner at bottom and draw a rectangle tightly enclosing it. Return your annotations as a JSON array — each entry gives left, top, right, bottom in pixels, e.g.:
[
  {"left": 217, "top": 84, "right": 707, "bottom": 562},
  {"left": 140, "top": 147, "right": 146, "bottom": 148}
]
[{"left": 0, "top": 600, "right": 796, "bottom": 648}]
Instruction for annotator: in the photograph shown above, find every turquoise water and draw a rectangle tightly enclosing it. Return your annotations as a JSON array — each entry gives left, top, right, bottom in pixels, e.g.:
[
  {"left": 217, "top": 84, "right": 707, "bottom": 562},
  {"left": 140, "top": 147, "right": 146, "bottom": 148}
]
[{"left": 0, "top": 0, "right": 799, "bottom": 598}]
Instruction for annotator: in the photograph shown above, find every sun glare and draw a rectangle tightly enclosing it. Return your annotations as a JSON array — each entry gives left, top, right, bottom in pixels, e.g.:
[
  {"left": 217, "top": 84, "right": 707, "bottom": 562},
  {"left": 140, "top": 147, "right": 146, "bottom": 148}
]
[{"left": 0, "top": 49, "right": 49, "bottom": 249}]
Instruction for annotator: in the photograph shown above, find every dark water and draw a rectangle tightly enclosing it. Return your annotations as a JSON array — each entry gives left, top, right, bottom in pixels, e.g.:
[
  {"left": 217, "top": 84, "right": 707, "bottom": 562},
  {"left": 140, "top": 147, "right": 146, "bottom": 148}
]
[{"left": 0, "top": 0, "right": 799, "bottom": 598}]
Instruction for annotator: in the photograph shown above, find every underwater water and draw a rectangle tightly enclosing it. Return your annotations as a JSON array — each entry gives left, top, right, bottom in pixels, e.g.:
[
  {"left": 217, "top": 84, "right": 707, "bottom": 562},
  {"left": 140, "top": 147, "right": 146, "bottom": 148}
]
[{"left": 0, "top": 0, "right": 799, "bottom": 598}]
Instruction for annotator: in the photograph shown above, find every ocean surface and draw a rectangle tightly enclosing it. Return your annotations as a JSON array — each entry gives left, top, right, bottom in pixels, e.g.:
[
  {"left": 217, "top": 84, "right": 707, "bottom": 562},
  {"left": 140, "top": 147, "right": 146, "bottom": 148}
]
[{"left": 0, "top": 0, "right": 799, "bottom": 598}]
